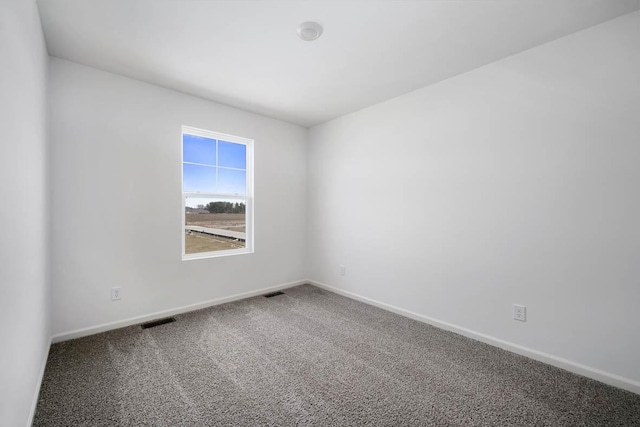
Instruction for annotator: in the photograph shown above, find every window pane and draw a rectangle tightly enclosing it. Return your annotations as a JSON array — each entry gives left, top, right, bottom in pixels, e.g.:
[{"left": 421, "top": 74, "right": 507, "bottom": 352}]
[
  {"left": 218, "top": 140, "right": 246, "bottom": 169},
  {"left": 183, "top": 134, "right": 216, "bottom": 165},
  {"left": 183, "top": 164, "right": 216, "bottom": 193},
  {"left": 218, "top": 168, "right": 246, "bottom": 195},
  {"left": 185, "top": 197, "right": 246, "bottom": 254}
]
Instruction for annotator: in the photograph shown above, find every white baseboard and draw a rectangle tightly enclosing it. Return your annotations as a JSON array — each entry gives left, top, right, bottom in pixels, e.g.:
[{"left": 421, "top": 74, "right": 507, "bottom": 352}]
[
  {"left": 308, "top": 279, "right": 640, "bottom": 395},
  {"left": 26, "top": 338, "right": 51, "bottom": 427},
  {"left": 51, "top": 280, "right": 307, "bottom": 343}
]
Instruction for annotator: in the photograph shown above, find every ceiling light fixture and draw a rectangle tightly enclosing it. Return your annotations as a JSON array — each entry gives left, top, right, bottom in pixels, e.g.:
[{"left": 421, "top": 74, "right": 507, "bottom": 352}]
[{"left": 297, "top": 21, "right": 323, "bottom": 41}]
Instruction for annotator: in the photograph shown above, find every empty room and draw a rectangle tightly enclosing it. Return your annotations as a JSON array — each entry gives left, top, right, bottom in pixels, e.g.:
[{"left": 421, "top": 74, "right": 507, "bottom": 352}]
[{"left": 1, "top": 0, "right": 639, "bottom": 425}]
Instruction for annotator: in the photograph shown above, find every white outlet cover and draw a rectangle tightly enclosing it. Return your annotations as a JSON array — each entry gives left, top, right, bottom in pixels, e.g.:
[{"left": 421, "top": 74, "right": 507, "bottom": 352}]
[{"left": 513, "top": 304, "right": 526, "bottom": 322}]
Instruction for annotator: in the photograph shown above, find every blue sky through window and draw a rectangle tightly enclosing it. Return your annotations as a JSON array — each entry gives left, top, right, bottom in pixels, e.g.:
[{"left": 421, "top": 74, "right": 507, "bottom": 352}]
[
  {"left": 183, "top": 164, "right": 216, "bottom": 193},
  {"left": 183, "top": 133, "right": 247, "bottom": 195},
  {"left": 218, "top": 168, "right": 246, "bottom": 194},
  {"left": 218, "top": 140, "right": 246, "bottom": 169},
  {"left": 183, "top": 134, "right": 216, "bottom": 165}
]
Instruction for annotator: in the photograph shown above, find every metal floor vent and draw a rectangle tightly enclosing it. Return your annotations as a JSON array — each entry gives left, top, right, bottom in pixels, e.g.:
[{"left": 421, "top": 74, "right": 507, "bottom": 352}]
[
  {"left": 264, "top": 291, "right": 285, "bottom": 298},
  {"left": 141, "top": 317, "right": 176, "bottom": 329}
]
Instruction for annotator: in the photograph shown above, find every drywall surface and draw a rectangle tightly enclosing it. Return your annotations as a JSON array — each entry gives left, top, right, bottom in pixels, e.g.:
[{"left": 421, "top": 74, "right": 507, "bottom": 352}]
[
  {"left": 308, "top": 12, "right": 640, "bottom": 386},
  {"left": 0, "top": 0, "right": 50, "bottom": 425},
  {"left": 49, "top": 58, "right": 308, "bottom": 335}
]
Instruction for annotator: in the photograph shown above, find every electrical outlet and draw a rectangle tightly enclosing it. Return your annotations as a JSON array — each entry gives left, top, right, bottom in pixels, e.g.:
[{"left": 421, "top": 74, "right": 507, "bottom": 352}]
[
  {"left": 111, "top": 287, "right": 122, "bottom": 301},
  {"left": 340, "top": 265, "right": 346, "bottom": 276},
  {"left": 513, "top": 304, "right": 526, "bottom": 322}
]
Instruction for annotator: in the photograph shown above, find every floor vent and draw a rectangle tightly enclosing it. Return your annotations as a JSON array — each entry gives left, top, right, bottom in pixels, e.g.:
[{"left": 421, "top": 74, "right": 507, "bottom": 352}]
[
  {"left": 264, "top": 291, "right": 285, "bottom": 298},
  {"left": 141, "top": 317, "right": 176, "bottom": 329}
]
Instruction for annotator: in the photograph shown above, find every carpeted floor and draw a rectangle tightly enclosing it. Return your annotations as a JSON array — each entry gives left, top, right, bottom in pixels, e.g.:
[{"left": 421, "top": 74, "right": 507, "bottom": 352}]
[{"left": 35, "top": 284, "right": 640, "bottom": 426}]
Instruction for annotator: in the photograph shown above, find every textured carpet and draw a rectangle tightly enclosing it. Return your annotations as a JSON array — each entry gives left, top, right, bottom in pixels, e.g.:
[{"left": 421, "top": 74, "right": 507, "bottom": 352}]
[{"left": 35, "top": 284, "right": 640, "bottom": 426}]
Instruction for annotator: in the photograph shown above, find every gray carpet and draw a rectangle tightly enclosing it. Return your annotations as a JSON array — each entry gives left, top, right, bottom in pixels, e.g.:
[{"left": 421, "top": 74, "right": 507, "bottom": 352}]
[{"left": 35, "top": 284, "right": 640, "bottom": 426}]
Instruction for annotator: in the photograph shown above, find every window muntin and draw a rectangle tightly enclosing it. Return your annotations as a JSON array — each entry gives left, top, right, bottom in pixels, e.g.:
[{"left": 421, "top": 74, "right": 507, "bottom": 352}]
[{"left": 182, "top": 126, "right": 253, "bottom": 259}]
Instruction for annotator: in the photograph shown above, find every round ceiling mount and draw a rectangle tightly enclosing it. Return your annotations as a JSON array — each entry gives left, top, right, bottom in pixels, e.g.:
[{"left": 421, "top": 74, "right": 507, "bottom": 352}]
[{"left": 297, "top": 21, "right": 323, "bottom": 41}]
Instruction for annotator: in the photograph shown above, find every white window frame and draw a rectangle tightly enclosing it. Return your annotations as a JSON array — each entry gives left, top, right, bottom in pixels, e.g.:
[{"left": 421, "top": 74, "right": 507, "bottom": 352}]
[{"left": 181, "top": 125, "right": 254, "bottom": 260}]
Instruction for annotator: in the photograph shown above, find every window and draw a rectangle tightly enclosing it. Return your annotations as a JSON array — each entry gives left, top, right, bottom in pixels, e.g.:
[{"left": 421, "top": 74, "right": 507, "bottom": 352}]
[{"left": 182, "top": 126, "right": 253, "bottom": 259}]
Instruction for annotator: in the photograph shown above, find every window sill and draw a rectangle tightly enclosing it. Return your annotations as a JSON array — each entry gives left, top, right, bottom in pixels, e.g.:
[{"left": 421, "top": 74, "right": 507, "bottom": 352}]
[{"left": 182, "top": 248, "right": 253, "bottom": 261}]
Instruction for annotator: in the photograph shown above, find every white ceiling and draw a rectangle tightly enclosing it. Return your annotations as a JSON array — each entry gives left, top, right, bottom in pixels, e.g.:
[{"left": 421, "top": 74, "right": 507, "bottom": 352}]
[{"left": 37, "top": 0, "right": 640, "bottom": 127}]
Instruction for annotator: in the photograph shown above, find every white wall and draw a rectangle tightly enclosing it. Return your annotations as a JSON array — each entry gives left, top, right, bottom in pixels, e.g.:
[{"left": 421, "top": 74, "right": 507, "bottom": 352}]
[
  {"left": 308, "top": 12, "right": 640, "bottom": 390},
  {"left": 49, "top": 58, "right": 308, "bottom": 337},
  {"left": 0, "top": 0, "right": 50, "bottom": 425}
]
